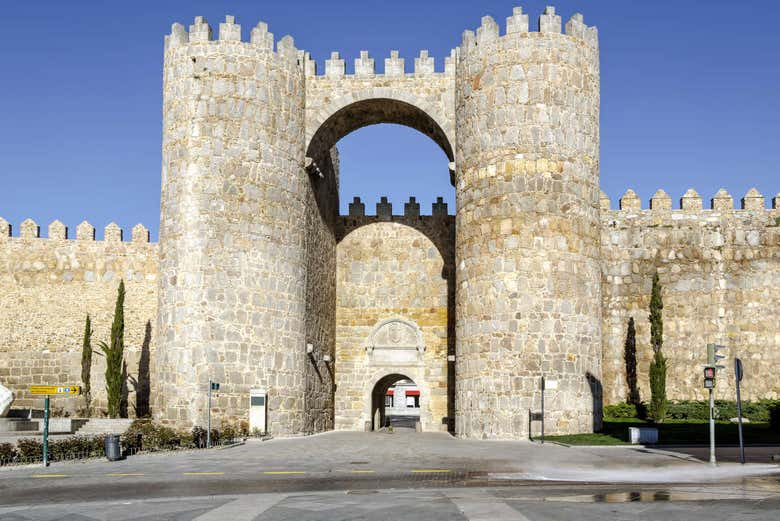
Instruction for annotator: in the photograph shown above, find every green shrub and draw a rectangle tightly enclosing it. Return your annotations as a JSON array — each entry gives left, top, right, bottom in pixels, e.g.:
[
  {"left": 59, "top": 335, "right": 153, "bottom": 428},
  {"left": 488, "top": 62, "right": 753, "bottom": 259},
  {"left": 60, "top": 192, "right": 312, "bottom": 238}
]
[
  {"left": 178, "top": 431, "right": 195, "bottom": 448},
  {"left": 604, "top": 403, "right": 639, "bottom": 419},
  {"left": 220, "top": 424, "right": 237, "bottom": 442},
  {"left": 664, "top": 400, "right": 780, "bottom": 422},
  {"left": 121, "top": 419, "right": 234, "bottom": 453},
  {"left": 0, "top": 443, "right": 16, "bottom": 463},
  {"left": 48, "top": 436, "right": 104, "bottom": 461},
  {"left": 192, "top": 426, "right": 208, "bottom": 448},
  {"left": 16, "top": 439, "right": 43, "bottom": 461}
]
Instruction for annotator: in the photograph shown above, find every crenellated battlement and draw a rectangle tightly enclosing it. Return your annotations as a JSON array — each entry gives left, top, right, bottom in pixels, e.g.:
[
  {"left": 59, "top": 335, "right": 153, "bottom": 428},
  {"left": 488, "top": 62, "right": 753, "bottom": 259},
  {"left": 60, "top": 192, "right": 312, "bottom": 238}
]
[
  {"left": 164, "top": 15, "right": 304, "bottom": 64},
  {"left": 600, "top": 188, "right": 779, "bottom": 215},
  {"left": 343, "top": 196, "right": 452, "bottom": 219},
  {"left": 458, "top": 6, "right": 598, "bottom": 59},
  {"left": 0, "top": 218, "right": 153, "bottom": 243},
  {"left": 313, "top": 48, "right": 457, "bottom": 79}
]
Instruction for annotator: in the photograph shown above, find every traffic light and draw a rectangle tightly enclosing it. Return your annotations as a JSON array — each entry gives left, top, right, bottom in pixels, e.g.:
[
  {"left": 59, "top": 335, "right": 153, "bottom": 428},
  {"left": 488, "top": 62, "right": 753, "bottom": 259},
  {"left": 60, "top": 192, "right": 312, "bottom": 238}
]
[
  {"left": 707, "top": 343, "right": 727, "bottom": 369},
  {"left": 703, "top": 366, "right": 716, "bottom": 389}
]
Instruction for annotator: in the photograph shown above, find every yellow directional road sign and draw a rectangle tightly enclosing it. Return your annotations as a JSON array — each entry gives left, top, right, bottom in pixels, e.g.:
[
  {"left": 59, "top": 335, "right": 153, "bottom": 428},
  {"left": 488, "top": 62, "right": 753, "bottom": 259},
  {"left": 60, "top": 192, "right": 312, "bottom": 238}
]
[{"left": 30, "top": 385, "right": 82, "bottom": 396}]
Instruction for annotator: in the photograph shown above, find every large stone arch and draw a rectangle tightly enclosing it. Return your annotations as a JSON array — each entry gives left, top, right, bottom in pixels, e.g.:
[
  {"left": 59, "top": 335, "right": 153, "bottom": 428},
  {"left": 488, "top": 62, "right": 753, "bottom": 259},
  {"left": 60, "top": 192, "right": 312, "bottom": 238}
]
[{"left": 305, "top": 73, "right": 456, "bottom": 183}]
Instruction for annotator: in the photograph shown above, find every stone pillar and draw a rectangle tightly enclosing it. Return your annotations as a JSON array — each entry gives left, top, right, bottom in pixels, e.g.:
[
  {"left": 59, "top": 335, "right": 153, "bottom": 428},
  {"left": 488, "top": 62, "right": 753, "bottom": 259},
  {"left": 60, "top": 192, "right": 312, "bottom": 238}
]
[
  {"left": 454, "top": 10, "right": 601, "bottom": 438},
  {"left": 156, "top": 17, "right": 309, "bottom": 433}
]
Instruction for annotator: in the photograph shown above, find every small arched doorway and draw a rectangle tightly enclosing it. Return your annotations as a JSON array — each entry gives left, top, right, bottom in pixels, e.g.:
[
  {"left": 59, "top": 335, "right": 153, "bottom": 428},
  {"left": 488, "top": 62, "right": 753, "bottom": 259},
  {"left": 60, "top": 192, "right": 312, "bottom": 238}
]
[{"left": 370, "top": 373, "right": 420, "bottom": 431}]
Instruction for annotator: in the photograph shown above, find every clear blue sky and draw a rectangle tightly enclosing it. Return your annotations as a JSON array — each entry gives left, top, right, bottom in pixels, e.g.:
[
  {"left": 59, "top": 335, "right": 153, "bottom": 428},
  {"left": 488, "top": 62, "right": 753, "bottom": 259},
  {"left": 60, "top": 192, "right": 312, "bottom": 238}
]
[{"left": 1, "top": 1, "right": 777, "bottom": 240}]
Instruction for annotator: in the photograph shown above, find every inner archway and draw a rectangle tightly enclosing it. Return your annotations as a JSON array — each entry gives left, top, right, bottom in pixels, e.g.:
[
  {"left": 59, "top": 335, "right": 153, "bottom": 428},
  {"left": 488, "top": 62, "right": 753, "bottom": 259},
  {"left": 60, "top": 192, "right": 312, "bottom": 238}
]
[
  {"left": 371, "top": 374, "right": 420, "bottom": 430},
  {"left": 307, "top": 96, "right": 457, "bottom": 435}
]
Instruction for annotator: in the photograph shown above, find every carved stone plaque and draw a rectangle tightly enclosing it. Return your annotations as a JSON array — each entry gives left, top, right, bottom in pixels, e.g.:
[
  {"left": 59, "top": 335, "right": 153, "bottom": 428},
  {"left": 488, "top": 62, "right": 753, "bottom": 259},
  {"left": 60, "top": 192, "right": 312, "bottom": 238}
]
[{"left": 366, "top": 318, "right": 424, "bottom": 364}]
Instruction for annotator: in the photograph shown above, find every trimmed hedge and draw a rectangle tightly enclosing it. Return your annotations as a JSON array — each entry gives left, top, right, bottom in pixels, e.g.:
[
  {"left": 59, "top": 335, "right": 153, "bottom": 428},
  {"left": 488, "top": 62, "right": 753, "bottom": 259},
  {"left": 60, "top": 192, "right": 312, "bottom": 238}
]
[
  {"left": 1, "top": 435, "right": 106, "bottom": 465},
  {"left": 121, "top": 419, "right": 248, "bottom": 453},
  {"left": 605, "top": 400, "right": 780, "bottom": 423},
  {"left": 0, "top": 419, "right": 249, "bottom": 466},
  {"left": 770, "top": 403, "right": 780, "bottom": 431}
]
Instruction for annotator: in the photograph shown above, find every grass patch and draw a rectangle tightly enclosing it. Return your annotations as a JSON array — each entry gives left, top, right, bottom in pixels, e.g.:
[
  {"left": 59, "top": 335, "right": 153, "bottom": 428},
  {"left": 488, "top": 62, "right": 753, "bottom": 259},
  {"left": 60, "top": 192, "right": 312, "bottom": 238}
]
[
  {"left": 541, "top": 419, "right": 780, "bottom": 446},
  {"left": 542, "top": 433, "right": 627, "bottom": 445}
]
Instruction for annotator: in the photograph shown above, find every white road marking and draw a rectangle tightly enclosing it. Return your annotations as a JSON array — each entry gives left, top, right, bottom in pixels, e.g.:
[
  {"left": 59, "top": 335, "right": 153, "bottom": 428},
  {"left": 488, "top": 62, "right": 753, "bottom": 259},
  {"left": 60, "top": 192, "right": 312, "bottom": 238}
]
[
  {"left": 193, "top": 493, "right": 287, "bottom": 521},
  {"left": 445, "top": 490, "right": 533, "bottom": 521}
]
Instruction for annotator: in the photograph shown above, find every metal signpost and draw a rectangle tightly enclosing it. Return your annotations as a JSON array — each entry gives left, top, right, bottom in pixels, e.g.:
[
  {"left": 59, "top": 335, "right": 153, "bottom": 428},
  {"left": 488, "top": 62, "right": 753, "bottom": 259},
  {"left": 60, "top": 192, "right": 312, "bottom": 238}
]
[
  {"left": 538, "top": 377, "right": 557, "bottom": 444},
  {"left": 704, "top": 344, "right": 726, "bottom": 466},
  {"left": 207, "top": 380, "right": 220, "bottom": 448},
  {"left": 540, "top": 377, "right": 545, "bottom": 444},
  {"left": 735, "top": 357, "right": 745, "bottom": 465},
  {"left": 29, "top": 386, "right": 81, "bottom": 467}
]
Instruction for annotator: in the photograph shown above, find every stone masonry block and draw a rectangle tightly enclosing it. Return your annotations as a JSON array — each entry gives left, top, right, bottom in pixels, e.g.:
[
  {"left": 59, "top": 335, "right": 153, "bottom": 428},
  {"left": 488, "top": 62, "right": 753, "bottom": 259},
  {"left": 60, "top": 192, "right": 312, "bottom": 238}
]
[
  {"left": 414, "top": 50, "right": 434, "bottom": 76},
  {"left": 650, "top": 189, "right": 672, "bottom": 211},
  {"left": 348, "top": 197, "right": 365, "bottom": 217},
  {"left": 599, "top": 191, "right": 611, "bottom": 212},
  {"left": 48, "top": 220, "right": 68, "bottom": 240},
  {"left": 355, "top": 51, "right": 375, "bottom": 77},
  {"left": 76, "top": 221, "right": 95, "bottom": 241},
  {"left": 711, "top": 188, "right": 733, "bottom": 211},
  {"left": 104, "top": 222, "right": 123, "bottom": 242},
  {"left": 742, "top": 188, "right": 765, "bottom": 210},
  {"left": 132, "top": 223, "right": 150, "bottom": 243},
  {"left": 250, "top": 22, "right": 274, "bottom": 50},
  {"left": 376, "top": 197, "right": 392, "bottom": 220},
  {"left": 0, "top": 217, "right": 10, "bottom": 239},
  {"left": 189, "top": 16, "right": 212, "bottom": 42},
  {"left": 619, "top": 189, "right": 641, "bottom": 210},
  {"left": 404, "top": 197, "right": 420, "bottom": 218},
  {"left": 325, "top": 52, "right": 345, "bottom": 78},
  {"left": 385, "top": 51, "right": 404, "bottom": 77},
  {"left": 566, "top": 13, "right": 587, "bottom": 39},
  {"left": 680, "top": 188, "right": 702, "bottom": 211},
  {"left": 219, "top": 15, "right": 241, "bottom": 42},
  {"left": 432, "top": 197, "right": 448, "bottom": 217},
  {"left": 507, "top": 7, "right": 529, "bottom": 34},
  {"left": 20, "top": 218, "right": 39, "bottom": 239},
  {"left": 539, "top": 6, "right": 562, "bottom": 33}
]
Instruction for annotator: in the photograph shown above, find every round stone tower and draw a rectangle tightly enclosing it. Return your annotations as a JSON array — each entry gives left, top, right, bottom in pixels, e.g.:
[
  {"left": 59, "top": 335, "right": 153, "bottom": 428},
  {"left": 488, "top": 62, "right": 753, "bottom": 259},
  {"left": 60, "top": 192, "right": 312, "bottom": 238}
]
[
  {"left": 156, "top": 16, "right": 310, "bottom": 432},
  {"left": 454, "top": 8, "right": 602, "bottom": 438}
]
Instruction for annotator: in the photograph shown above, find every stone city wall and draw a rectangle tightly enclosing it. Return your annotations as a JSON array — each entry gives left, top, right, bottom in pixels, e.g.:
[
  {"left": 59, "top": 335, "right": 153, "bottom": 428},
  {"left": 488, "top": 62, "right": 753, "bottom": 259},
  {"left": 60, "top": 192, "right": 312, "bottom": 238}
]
[
  {"left": 0, "top": 218, "right": 157, "bottom": 417},
  {"left": 334, "top": 204, "right": 454, "bottom": 432},
  {"left": 601, "top": 189, "right": 780, "bottom": 406}
]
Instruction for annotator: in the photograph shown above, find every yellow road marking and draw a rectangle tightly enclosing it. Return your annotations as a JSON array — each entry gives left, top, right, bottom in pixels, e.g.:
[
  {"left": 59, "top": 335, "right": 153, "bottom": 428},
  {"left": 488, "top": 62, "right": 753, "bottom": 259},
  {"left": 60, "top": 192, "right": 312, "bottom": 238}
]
[
  {"left": 106, "top": 473, "right": 145, "bottom": 477},
  {"left": 411, "top": 469, "right": 451, "bottom": 473},
  {"left": 183, "top": 472, "right": 224, "bottom": 476},
  {"left": 32, "top": 474, "right": 68, "bottom": 478},
  {"left": 263, "top": 471, "right": 306, "bottom": 475}
]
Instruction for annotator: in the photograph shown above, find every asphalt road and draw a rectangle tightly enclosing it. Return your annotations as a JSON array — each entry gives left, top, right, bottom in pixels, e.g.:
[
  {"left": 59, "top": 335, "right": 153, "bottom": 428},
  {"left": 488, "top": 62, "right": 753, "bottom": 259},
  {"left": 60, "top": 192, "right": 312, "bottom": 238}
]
[
  {"left": 1, "top": 431, "right": 778, "bottom": 520},
  {"left": 1, "top": 481, "right": 780, "bottom": 520}
]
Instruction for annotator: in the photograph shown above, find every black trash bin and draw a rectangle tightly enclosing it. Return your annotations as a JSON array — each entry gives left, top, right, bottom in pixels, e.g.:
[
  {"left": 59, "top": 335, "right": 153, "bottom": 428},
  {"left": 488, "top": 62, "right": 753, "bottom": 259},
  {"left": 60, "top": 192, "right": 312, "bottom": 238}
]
[{"left": 104, "top": 434, "right": 123, "bottom": 461}]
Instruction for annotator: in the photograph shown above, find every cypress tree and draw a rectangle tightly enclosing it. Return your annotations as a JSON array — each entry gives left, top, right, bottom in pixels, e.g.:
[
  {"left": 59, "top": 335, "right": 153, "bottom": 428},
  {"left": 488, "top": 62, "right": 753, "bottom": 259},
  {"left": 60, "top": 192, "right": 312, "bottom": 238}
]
[
  {"left": 99, "top": 280, "right": 126, "bottom": 418},
  {"left": 624, "top": 317, "right": 640, "bottom": 407},
  {"left": 648, "top": 272, "right": 668, "bottom": 422},
  {"left": 80, "top": 314, "right": 93, "bottom": 416}
]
